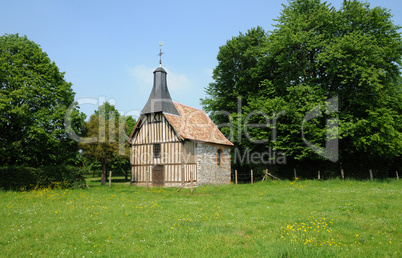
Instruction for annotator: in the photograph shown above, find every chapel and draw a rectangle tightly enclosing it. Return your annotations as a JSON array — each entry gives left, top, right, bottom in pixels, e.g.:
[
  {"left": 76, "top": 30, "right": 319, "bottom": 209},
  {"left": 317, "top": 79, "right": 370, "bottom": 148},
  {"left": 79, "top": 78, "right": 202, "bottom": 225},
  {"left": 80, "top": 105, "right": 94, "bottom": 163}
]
[{"left": 128, "top": 64, "right": 233, "bottom": 187}]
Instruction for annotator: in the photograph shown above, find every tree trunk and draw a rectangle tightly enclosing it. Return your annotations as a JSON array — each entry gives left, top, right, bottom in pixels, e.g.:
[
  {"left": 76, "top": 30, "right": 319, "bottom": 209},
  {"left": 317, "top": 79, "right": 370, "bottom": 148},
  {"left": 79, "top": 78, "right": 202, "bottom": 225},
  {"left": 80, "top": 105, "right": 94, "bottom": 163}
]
[{"left": 101, "top": 159, "right": 107, "bottom": 185}]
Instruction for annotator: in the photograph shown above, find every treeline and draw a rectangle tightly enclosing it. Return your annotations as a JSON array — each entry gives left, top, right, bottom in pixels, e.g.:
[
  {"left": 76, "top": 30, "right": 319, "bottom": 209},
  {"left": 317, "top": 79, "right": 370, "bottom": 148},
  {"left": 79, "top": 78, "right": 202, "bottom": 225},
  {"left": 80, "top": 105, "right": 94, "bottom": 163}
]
[{"left": 202, "top": 0, "right": 402, "bottom": 178}]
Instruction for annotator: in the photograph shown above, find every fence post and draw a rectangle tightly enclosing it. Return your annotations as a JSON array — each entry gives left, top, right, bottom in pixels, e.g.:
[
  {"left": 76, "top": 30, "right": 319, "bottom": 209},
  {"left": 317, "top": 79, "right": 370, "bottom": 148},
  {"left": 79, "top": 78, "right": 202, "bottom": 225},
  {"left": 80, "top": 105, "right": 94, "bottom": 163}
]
[
  {"left": 369, "top": 169, "right": 373, "bottom": 181},
  {"left": 341, "top": 169, "right": 344, "bottom": 180},
  {"left": 235, "top": 170, "right": 238, "bottom": 185},
  {"left": 146, "top": 169, "right": 149, "bottom": 190},
  {"left": 190, "top": 170, "right": 193, "bottom": 193},
  {"left": 109, "top": 171, "right": 112, "bottom": 188},
  {"left": 294, "top": 168, "right": 297, "bottom": 180},
  {"left": 396, "top": 171, "right": 399, "bottom": 180},
  {"left": 262, "top": 169, "right": 268, "bottom": 182},
  {"left": 251, "top": 169, "right": 253, "bottom": 185},
  {"left": 318, "top": 170, "right": 321, "bottom": 180}
]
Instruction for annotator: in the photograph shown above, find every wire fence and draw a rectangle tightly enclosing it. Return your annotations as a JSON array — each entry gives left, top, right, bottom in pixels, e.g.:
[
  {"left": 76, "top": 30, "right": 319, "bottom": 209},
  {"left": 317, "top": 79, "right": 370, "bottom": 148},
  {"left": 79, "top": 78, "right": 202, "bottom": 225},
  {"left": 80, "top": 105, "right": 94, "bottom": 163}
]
[
  {"left": 231, "top": 166, "right": 400, "bottom": 183},
  {"left": 86, "top": 165, "right": 399, "bottom": 184},
  {"left": 84, "top": 169, "right": 130, "bottom": 178}
]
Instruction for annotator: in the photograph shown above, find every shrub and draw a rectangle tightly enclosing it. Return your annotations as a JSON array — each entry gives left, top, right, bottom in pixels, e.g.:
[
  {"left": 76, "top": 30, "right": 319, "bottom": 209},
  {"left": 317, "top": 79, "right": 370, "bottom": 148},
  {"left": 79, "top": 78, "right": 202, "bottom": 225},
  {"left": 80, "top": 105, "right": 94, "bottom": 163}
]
[{"left": 0, "top": 166, "right": 86, "bottom": 191}]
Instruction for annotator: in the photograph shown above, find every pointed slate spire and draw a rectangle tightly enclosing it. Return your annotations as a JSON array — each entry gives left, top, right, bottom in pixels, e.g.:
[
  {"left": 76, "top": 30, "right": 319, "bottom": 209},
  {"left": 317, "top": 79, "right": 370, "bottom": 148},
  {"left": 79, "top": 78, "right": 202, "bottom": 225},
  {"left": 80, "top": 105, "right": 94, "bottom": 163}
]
[{"left": 141, "top": 67, "right": 180, "bottom": 116}]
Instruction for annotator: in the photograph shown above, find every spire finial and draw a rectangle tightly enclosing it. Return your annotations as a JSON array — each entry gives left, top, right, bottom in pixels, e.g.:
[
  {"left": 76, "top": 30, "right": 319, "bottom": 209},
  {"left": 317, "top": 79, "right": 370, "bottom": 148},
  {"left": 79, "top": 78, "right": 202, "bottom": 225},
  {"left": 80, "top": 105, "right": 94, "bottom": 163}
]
[{"left": 158, "top": 42, "right": 164, "bottom": 67}]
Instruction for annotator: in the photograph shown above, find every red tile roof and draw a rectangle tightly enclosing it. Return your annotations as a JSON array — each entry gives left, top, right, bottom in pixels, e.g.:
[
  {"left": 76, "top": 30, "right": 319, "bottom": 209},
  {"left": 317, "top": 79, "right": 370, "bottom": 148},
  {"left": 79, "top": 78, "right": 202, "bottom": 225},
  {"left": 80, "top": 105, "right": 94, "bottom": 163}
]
[{"left": 164, "top": 102, "right": 234, "bottom": 146}]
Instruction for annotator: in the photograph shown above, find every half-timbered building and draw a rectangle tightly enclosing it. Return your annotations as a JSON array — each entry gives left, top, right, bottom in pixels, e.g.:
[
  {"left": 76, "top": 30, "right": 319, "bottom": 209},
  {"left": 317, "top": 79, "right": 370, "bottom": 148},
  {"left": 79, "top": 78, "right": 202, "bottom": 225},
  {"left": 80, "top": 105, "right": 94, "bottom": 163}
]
[{"left": 128, "top": 66, "right": 233, "bottom": 187}]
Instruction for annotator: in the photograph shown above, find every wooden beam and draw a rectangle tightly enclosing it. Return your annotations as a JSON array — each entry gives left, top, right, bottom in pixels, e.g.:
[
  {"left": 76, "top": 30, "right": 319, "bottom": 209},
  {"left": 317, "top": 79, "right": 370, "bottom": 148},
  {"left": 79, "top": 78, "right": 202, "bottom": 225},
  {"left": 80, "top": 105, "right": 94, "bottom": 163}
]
[
  {"left": 177, "top": 180, "right": 193, "bottom": 192},
  {"left": 190, "top": 170, "right": 193, "bottom": 193},
  {"left": 267, "top": 172, "right": 281, "bottom": 181},
  {"left": 146, "top": 167, "right": 150, "bottom": 190}
]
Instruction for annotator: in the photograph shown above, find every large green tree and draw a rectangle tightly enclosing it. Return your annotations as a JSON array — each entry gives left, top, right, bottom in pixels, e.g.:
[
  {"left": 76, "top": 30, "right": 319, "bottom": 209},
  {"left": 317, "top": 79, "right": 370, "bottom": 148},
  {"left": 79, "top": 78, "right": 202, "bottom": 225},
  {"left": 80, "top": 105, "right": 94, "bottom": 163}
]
[
  {"left": 0, "top": 34, "right": 85, "bottom": 167},
  {"left": 202, "top": 0, "right": 402, "bottom": 176},
  {"left": 80, "top": 103, "right": 133, "bottom": 185}
]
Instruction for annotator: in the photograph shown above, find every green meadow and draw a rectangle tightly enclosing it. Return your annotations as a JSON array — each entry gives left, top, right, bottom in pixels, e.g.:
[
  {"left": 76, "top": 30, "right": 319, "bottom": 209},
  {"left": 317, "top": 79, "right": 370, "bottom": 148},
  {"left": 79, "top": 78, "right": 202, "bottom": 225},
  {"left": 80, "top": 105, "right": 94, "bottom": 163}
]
[{"left": 0, "top": 178, "right": 400, "bottom": 257}]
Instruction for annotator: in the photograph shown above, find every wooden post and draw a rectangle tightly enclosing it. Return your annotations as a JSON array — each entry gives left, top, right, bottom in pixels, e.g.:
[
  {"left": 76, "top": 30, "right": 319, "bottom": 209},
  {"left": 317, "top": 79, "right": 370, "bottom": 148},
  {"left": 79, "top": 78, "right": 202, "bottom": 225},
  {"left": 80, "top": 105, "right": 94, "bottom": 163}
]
[
  {"left": 294, "top": 168, "right": 297, "bottom": 180},
  {"left": 190, "top": 170, "right": 193, "bottom": 193},
  {"left": 109, "top": 171, "right": 112, "bottom": 188},
  {"left": 251, "top": 169, "right": 253, "bottom": 185},
  {"left": 235, "top": 170, "right": 238, "bottom": 185},
  {"left": 181, "top": 165, "right": 185, "bottom": 185},
  {"left": 396, "top": 171, "right": 399, "bottom": 180},
  {"left": 341, "top": 169, "right": 344, "bottom": 180},
  {"left": 262, "top": 169, "right": 268, "bottom": 182},
  {"left": 146, "top": 169, "right": 149, "bottom": 190},
  {"left": 177, "top": 180, "right": 192, "bottom": 192},
  {"left": 267, "top": 172, "right": 281, "bottom": 180},
  {"left": 369, "top": 169, "right": 373, "bottom": 181},
  {"left": 318, "top": 170, "right": 321, "bottom": 180}
]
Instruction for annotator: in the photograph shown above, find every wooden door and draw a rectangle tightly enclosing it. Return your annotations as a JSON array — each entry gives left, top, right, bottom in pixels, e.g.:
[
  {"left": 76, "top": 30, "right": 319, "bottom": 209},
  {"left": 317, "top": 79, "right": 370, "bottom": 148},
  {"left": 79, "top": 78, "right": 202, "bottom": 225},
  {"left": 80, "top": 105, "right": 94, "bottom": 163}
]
[{"left": 152, "top": 165, "right": 164, "bottom": 187}]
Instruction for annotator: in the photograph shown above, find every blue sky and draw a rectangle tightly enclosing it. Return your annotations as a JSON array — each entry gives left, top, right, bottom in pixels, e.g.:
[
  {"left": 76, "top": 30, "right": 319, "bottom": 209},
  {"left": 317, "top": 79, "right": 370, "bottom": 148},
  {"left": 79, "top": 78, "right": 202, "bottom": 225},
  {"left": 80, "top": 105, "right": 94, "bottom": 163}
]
[{"left": 1, "top": 0, "right": 401, "bottom": 120}]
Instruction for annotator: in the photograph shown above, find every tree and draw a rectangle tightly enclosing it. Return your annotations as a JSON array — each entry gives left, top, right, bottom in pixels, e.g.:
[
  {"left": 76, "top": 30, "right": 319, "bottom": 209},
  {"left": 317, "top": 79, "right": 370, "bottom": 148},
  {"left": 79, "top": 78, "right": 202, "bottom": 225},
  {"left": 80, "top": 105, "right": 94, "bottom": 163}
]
[
  {"left": 125, "top": 115, "right": 136, "bottom": 137},
  {"left": 202, "top": 27, "right": 268, "bottom": 142},
  {"left": 80, "top": 103, "right": 132, "bottom": 185},
  {"left": 202, "top": 0, "right": 402, "bottom": 177},
  {"left": 263, "top": 0, "right": 402, "bottom": 167},
  {"left": 121, "top": 115, "right": 136, "bottom": 180},
  {"left": 0, "top": 34, "right": 85, "bottom": 167}
]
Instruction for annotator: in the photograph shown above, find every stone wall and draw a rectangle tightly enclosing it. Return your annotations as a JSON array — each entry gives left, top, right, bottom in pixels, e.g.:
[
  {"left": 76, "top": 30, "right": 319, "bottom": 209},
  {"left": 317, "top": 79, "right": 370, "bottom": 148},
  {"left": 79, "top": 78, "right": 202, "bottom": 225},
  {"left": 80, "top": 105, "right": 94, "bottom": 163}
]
[{"left": 196, "top": 143, "right": 231, "bottom": 185}]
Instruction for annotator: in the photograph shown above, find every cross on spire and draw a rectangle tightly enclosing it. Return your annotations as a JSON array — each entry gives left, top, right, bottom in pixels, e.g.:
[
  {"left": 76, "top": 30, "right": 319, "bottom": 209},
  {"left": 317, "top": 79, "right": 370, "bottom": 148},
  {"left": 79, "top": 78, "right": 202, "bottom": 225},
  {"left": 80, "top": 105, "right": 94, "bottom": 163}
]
[{"left": 158, "top": 42, "right": 164, "bottom": 67}]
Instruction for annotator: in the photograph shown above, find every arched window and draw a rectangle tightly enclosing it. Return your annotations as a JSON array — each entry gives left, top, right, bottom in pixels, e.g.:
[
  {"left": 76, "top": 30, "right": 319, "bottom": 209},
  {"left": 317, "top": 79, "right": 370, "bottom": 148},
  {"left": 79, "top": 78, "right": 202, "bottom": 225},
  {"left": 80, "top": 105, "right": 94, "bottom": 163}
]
[{"left": 217, "top": 149, "right": 223, "bottom": 166}]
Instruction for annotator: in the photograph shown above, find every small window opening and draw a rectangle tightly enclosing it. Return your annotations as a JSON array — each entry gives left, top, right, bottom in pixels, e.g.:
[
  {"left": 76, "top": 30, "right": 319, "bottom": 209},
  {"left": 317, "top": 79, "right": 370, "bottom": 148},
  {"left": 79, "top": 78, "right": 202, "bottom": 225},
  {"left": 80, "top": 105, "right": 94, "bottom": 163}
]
[
  {"left": 217, "top": 149, "right": 223, "bottom": 166},
  {"left": 154, "top": 143, "right": 161, "bottom": 158}
]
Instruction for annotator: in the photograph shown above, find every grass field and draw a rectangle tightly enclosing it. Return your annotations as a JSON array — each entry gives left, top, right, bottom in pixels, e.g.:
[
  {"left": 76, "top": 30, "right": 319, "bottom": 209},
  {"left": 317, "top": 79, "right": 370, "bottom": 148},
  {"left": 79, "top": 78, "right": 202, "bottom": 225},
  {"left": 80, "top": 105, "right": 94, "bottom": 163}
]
[{"left": 0, "top": 177, "right": 400, "bottom": 257}]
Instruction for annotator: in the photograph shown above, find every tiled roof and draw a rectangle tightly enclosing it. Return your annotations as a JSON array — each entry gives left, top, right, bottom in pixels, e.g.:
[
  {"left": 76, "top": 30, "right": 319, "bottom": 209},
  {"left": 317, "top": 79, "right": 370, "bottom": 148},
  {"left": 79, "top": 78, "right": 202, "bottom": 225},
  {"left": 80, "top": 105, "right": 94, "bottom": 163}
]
[{"left": 164, "top": 102, "right": 234, "bottom": 146}]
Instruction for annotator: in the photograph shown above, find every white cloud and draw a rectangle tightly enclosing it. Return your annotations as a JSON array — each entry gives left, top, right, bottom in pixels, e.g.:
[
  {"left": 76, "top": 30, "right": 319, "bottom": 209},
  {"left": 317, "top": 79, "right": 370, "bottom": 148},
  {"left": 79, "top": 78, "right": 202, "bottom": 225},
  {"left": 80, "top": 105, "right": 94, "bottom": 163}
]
[
  {"left": 128, "top": 65, "right": 193, "bottom": 92},
  {"left": 128, "top": 64, "right": 154, "bottom": 92},
  {"left": 165, "top": 67, "right": 193, "bottom": 91}
]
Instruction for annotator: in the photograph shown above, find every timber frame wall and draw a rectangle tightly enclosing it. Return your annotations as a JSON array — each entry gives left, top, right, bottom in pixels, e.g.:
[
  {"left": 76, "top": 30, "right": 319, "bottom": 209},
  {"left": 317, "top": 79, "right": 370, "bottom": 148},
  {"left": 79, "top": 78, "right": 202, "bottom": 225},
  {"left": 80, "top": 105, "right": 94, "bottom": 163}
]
[{"left": 130, "top": 112, "right": 197, "bottom": 186}]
